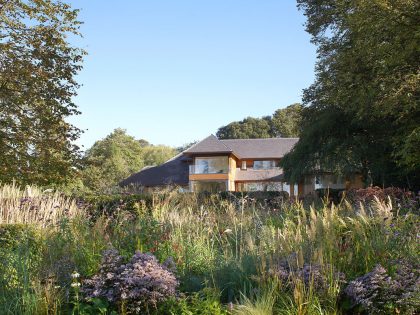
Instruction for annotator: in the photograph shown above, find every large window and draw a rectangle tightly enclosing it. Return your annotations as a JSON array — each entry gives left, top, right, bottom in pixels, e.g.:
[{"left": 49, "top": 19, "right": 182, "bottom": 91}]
[
  {"left": 191, "top": 181, "right": 228, "bottom": 192},
  {"left": 314, "top": 175, "right": 345, "bottom": 189},
  {"left": 237, "top": 182, "right": 283, "bottom": 192},
  {"left": 191, "top": 156, "right": 229, "bottom": 174},
  {"left": 253, "top": 160, "right": 280, "bottom": 170}
]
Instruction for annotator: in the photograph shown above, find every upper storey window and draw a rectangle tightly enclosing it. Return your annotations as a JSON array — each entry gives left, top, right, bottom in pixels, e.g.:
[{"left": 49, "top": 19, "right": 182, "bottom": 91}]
[
  {"left": 190, "top": 156, "right": 229, "bottom": 174},
  {"left": 253, "top": 160, "right": 280, "bottom": 170}
]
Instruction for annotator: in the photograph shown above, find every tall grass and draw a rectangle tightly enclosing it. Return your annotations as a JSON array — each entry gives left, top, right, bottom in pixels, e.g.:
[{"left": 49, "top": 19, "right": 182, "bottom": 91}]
[
  {"left": 0, "top": 183, "right": 80, "bottom": 226},
  {"left": 0, "top": 185, "right": 418, "bottom": 314}
]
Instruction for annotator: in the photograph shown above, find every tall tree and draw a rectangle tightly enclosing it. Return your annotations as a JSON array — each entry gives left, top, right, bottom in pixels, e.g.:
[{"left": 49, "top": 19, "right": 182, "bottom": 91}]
[
  {"left": 217, "top": 116, "right": 273, "bottom": 139},
  {"left": 216, "top": 104, "right": 303, "bottom": 139},
  {"left": 82, "top": 129, "right": 145, "bottom": 192},
  {"left": 271, "top": 103, "right": 303, "bottom": 137},
  {"left": 282, "top": 0, "right": 419, "bottom": 188},
  {"left": 142, "top": 145, "right": 177, "bottom": 166},
  {"left": 81, "top": 129, "right": 177, "bottom": 192},
  {"left": 0, "top": 0, "right": 85, "bottom": 185}
]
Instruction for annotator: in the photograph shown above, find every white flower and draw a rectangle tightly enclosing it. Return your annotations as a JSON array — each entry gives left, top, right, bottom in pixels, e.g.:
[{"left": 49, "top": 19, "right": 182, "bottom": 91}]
[
  {"left": 71, "top": 272, "right": 80, "bottom": 279},
  {"left": 71, "top": 282, "right": 81, "bottom": 287}
]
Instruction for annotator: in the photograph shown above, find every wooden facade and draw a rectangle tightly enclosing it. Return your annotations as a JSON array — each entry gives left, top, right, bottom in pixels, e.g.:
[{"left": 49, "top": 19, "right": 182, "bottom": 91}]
[{"left": 187, "top": 153, "right": 363, "bottom": 197}]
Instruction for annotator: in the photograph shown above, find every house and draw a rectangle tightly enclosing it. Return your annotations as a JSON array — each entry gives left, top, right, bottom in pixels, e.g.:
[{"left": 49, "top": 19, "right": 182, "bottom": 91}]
[{"left": 120, "top": 135, "right": 363, "bottom": 196}]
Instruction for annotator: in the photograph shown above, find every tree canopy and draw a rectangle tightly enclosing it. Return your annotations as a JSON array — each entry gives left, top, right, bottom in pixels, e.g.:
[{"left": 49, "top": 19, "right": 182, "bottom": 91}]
[
  {"left": 271, "top": 103, "right": 303, "bottom": 137},
  {"left": 81, "top": 129, "right": 177, "bottom": 193},
  {"left": 281, "top": 0, "right": 419, "bottom": 188},
  {"left": 216, "top": 103, "right": 303, "bottom": 139},
  {"left": 0, "top": 0, "right": 85, "bottom": 186}
]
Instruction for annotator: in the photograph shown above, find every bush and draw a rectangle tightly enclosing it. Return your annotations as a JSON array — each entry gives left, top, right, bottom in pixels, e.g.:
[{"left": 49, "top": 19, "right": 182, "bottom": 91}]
[
  {"left": 82, "top": 249, "right": 178, "bottom": 313},
  {"left": 344, "top": 261, "right": 420, "bottom": 314},
  {"left": 0, "top": 224, "right": 43, "bottom": 290},
  {"left": 346, "top": 187, "right": 418, "bottom": 212},
  {"left": 156, "top": 288, "right": 229, "bottom": 315},
  {"left": 78, "top": 194, "right": 153, "bottom": 221},
  {"left": 315, "top": 188, "right": 344, "bottom": 204}
]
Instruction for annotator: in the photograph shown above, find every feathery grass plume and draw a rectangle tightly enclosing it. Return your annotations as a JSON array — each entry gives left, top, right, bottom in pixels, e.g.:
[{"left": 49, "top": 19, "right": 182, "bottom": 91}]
[{"left": 0, "top": 183, "right": 80, "bottom": 226}]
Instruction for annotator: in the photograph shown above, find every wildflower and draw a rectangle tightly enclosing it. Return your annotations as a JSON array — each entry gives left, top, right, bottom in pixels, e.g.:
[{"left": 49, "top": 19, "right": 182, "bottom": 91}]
[
  {"left": 71, "top": 282, "right": 81, "bottom": 287},
  {"left": 345, "top": 261, "right": 419, "bottom": 313},
  {"left": 71, "top": 271, "right": 80, "bottom": 279},
  {"left": 82, "top": 249, "right": 178, "bottom": 313}
]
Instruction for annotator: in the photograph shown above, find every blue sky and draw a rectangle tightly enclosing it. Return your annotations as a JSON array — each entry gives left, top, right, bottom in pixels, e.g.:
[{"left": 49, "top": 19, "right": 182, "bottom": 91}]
[{"left": 68, "top": 1, "right": 316, "bottom": 149}]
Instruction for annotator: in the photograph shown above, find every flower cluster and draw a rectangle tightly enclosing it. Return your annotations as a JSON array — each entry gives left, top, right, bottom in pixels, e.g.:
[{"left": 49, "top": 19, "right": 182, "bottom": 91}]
[
  {"left": 82, "top": 249, "right": 178, "bottom": 313},
  {"left": 344, "top": 261, "right": 420, "bottom": 314}
]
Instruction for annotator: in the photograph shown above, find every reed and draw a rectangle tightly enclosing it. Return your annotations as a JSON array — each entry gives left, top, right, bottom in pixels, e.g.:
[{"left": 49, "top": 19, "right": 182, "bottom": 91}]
[{"left": 0, "top": 183, "right": 80, "bottom": 227}]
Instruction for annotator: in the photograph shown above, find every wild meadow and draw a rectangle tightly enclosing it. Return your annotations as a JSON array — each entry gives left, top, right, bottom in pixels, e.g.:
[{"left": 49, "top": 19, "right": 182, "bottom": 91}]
[{"left": 0, "top": 183, "right": 418, "bottom": 314}]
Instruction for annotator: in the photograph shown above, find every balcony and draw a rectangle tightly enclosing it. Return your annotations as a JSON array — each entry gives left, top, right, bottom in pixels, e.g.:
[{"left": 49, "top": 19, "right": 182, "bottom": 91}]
[
  {"left": 189, "top": 164, "right": 229, "bottom": 174},
  {"left": 189, "top": 156, "right": 229, "bottom": 175}
]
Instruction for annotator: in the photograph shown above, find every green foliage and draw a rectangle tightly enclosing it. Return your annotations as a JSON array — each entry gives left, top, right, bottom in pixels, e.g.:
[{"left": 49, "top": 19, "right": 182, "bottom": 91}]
[
  {"left": 0, "top": 0, "right": 85, "bottom": 186},
  {"left": 282, "top": 0, "right": 420, "bottom": 188},
  {"left": 156, "top": 288, "right": 228, "bottom": 315},
  {"left": 271, "top": 103, "right": 303, "bottom": 138},
  {"left": 0, "top": 186, "right": 419, "bottom": 314},
  {"left": 0, "top": 224, "right": 46, "bottom": 314},
  {"left": 81, "top": 129, "right": 146, "bottom": 193},
  {"left": 216, "top": 104, "right": 303, "bottom": 139},
  {"left": 176, "top": 141, "right": 199, "bottom": 153},
  {"left": 142, "top": 145, "right": 177, "bottom": 166},
  {"left": 78, "top": 298, "right": 117, "bottom": 315},
  {"left": 217, "top": 116, "right": 273, "bottom": 139},
  {"left": 80, "top": 129, "right": 177, "bottom": 193}
]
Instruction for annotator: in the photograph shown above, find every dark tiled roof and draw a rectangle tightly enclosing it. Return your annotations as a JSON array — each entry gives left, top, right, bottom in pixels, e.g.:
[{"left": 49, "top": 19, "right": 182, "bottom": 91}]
[
  {"left": 184, "top": 135, "right": 232, "bottom": 155},
  {"left": 184, "top": 135, "right": 298, "bottom": 159},
  {"left": 235, "top": 169, "right": 284, "bottom": 181},
  {"left": 120, "top": 153, "right": 189, "bottom": 187},
  {"left": 220, "top": 138, "right": 299, "bottom": 159}
]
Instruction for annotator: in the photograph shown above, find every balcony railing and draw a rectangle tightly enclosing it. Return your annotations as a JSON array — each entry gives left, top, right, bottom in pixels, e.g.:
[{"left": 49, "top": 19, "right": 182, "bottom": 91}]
[
  {"left": 189, "top": 165, "right": 229, "bottom": 174},
  {"left": 251, "top": 166, "right": 281, "bottom": 171}
]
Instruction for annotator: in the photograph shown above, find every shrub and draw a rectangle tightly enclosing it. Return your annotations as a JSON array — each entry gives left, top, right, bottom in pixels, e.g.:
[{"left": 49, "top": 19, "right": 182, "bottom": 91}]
[
  {"left": 346, "top": 187, "right": 418, "bottom": 212},
  {"left": 315, "top": 188, "right": 344, "bottom": 203},
  {"left": 344, "top": 261, "right": 420, "bottom": 314},
  {"left": 0, "top": 224, "right": 43, "bottom": 290},
  {"left": 79, "top": 194, "right": 152, "bottom": 222},
  {"left": 82, "top": 249, "right": 178, "bottom": 313},
  {"left": 157, "top": 288, "right": 229, "bottom": 315}
]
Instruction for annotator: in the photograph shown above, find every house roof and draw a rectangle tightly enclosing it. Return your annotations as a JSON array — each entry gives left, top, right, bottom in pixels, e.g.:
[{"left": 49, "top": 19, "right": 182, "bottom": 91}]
[
  {"left": 220, "top": 138, "right": 298, "bottom": 159},
  {"left": 184, "top": 135, "right": 233, "bottom": 155},
  {"left": 185, "top": 135, "right": 298, "bottom": 159},
  {"left": 120, "top": 135, "right": 299, "bottom": 187},
  {"left": 120, "top": 153, "right": 189, "bottom": 187}
]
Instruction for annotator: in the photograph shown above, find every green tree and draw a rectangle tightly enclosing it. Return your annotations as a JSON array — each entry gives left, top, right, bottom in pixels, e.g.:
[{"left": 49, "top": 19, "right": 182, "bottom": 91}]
[
  {"left": 282, "top": 0, "right": 419, "bottom": 188},
  {"left": 142, "top": 145, "right": 177, "bottom": 166},
  {"left": 216, "top": 104, "right": 303, "bottom": 139},
  {"left": 216, "top": 116, "right": 272, "bottom": 139},
  {"left": 0, "top": 0, "right": 85, "bottom": 186},
  {"left": 81, "top": 129, "right": 177, "bottom": 192},
  {"left": 271, "top": 103, "right": 303, "bottom": 137},
  {"left": 176, "top": 141, "right": 198, "bottom": 153},
  {"left": 81, "top": 129, "right": 145, "bottom": 192}
]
